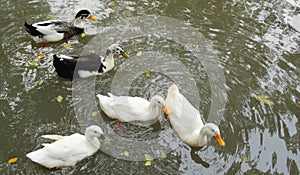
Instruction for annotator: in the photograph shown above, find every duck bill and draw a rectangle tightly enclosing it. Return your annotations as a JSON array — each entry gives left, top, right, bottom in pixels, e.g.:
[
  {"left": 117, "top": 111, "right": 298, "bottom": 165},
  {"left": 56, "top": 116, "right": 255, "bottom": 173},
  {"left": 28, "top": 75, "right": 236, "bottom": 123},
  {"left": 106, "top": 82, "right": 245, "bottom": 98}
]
[
  {"left": 121, "top": 52, "right": 129, "bottom": 58},
  {"left": 162, "top": 105, "right": 170, "bottom": 115},
  {"left": 88, "top": 15, "right": 97, "bottom": 22},
  {"left": 214, "top": 134, "right": 225, "bottom": 146}
]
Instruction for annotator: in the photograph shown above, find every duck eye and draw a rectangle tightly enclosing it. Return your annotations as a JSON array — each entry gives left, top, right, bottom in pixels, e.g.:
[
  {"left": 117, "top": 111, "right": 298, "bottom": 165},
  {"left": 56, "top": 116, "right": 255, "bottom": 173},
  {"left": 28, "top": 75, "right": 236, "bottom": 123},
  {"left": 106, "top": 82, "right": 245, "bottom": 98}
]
[
  {"left": 94, "top": 131, "right": 98, "bottom": 133},
  {"left": 211, "top": 129, "right": 215, "bottom": 132}
]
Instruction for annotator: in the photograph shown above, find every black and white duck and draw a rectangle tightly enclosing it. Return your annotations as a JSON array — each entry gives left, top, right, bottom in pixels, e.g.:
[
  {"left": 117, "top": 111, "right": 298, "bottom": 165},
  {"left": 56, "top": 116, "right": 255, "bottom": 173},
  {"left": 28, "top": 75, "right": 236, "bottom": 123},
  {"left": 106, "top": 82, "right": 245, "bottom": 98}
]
[
  {"left": 53, "top": 43, "right": 129, "bottom": 80},
  {"left": 24, "top": 9, "right": 97, "bottom": 43}
]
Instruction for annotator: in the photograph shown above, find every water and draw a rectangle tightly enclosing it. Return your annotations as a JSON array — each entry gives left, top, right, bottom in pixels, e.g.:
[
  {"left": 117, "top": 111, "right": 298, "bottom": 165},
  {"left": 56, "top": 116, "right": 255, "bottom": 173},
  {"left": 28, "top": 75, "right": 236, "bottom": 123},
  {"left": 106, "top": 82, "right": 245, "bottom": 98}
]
[{"left": 0, "top": 0, "right": 299, "bottom": 174}]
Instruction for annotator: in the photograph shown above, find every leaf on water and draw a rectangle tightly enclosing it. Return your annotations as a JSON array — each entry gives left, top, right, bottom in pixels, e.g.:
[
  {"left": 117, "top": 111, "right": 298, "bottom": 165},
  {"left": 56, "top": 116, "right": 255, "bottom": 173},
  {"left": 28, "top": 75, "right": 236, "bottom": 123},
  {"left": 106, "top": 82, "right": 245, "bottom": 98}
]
[
  {"left": 91, "top": 111, "right": 97, "bottom": 117},
  {"left": 255, "top": 95, "right": 274, "bottom": 105},
  {"left": 160, "top": 152, "right": 167, "bottom": 159},
  {"left": 60, "top": 49, "right": 65, "bottom": 53},
  {"left": 123, "top": 151, "right": 129, "bottom": 157},
  {"left": 163, "top": 39, "right": 168, "bottom": 43},
  {"left": 151, "top": 79, "right": 156, "bottom": 83},
  {"left": 28, "top": 61, "right": 38, "bottom": 67},
  {"left": 145, "top": 71, "right": 151, "bottom": 78},
  {"left": 251, "top": 106, "right": 255, "bottom": 111},
  {"left": 38, "top": 80, "right": 44, "bottom": 86},
  {"left": 63, "top": 44, "right": 72, "bottom": 49},
  {"left": 103, "top": 137, "right": 110, "bottom": 144},
  {"left": 33, "top": 53, "right": 46, "bottom": 61},
  {"left": 57, "top": 95, "right": 63, "bottom": 103},
  {"left": 145, "top": 160, "right": 152, "bottom": 166},
  {"left": 297, "top": 101, "right": 300, "bottom": 105},
  {"left": 136, "top": 51, "right": 143, "bottom": 56},
  {"left": 8, "top": 157, "right": 18, "bottom": 163},
  {"left": 81, "top": 33, "right": 86, "bottom": 38},
  {"left": 225, "top": 70, "right": 230, "bottom": 74},
  {"left": 110, "top": 1, "right": 116, "bottom": 8},
  {"left": 208, "top": 1, "right": 212, "bottom": 5},
  {"left": 53, "top": 125, "right": 58, "bottom": 128},
  {"left": 144, "top": 154, "right": 153, "bottom": 161},
  {"left": 242, "top": 155, "right": 248, "bottom": 162}
]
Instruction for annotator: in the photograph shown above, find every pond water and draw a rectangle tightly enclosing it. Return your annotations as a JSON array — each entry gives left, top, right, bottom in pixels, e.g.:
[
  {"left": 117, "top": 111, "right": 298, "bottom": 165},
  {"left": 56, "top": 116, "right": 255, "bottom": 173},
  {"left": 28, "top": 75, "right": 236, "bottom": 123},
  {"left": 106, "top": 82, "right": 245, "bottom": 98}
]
[{"left": 0, "top": 0, "right": 299, "bottom": 174}]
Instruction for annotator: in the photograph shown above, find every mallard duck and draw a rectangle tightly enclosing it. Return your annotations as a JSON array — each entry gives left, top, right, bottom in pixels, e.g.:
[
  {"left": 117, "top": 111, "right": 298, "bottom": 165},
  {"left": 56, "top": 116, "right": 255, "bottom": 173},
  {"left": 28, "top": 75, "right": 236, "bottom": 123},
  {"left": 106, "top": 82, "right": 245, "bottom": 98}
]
[
  {"left": 24, "top": 9, "right": 97, "bottom": 43},
  {"left": 96, "top": 93, "right": 170, "bottom": 124},
  {"left": 165, "top": 84, "right": 225, "bottom": 147},
  {"left": 53, "top": 43, "right": 129, "bottom": 79},
  {"left": 26, "top": 125, "right": 104, "bottom": 169}
]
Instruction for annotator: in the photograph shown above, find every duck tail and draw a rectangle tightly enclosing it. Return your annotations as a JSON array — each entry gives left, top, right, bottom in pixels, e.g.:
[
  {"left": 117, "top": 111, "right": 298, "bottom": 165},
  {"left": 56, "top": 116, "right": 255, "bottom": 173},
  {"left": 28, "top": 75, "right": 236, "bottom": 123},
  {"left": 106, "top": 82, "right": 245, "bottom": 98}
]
[{"left": 24, "top": 21, "right": 42, "bottom": 37}]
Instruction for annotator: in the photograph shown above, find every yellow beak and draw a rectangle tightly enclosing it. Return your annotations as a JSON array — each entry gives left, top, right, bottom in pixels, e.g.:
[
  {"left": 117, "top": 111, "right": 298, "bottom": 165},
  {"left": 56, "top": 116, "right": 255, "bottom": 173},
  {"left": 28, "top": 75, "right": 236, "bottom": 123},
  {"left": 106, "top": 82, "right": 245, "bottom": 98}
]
[
  {"left": 121, "top": 52, "right": 129, "bottom": 58},
  {"left": 88, "top": 15, "right": 97, "bottom": 22},
  {"left": 162, "top": 105, "right": 170, "bottom": 115},
  {"left": 214, "top": 134, "right": 225, "bottom": 146}
]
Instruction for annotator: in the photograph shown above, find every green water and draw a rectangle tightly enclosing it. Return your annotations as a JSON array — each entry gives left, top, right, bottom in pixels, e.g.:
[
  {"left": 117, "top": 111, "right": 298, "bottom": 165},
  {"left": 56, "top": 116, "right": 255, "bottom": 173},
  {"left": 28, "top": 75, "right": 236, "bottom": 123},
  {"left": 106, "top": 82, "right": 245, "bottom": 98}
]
[{"left": 0, "top": 0, "right": 299, "bottom": 174}]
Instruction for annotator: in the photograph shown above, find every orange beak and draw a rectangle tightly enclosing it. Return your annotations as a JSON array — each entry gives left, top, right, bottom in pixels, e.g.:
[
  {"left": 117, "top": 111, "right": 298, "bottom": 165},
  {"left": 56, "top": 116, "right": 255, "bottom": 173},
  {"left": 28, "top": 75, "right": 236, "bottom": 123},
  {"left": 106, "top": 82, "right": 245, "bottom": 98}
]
[
  {"left": 162, "top": 105, "right": 170, "bottom": 115},
  {"left": 214, "top": 134, "right": 225, "bottom": 146},
  {"left": 88, "top": 15, "right": 97, "bottom": 22},
  {"left": 121, "top": 51, "right": 129, "bottom": 58}
]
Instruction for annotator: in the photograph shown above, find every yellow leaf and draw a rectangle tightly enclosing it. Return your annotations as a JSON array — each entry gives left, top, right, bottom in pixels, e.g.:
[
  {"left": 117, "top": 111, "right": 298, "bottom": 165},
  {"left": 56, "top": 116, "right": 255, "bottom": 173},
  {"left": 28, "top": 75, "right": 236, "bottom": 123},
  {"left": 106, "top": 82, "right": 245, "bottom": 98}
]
[
  {"left": 60, "top": 49, "right": 65, "bottom": 53},
  {"left": 163, "top": 39, "right": 168, "bottom": 43},
  {"left": 33, "top": 53, "right": 45, "bottom": 61},
  {"left": 160, "top": 152, "right": 167, "bottom": 159},
  {"left": 297, "top": 101, "right": 300, "bottom": 105},
  {"left": 8, "top": 157, "right": 18, "bottom": 163},
  {"left": 251, "top": 106, "right": 255, "bottom": 111},
  {"left": 123, "top": 151, "right": 129, "bottom": 157},
  {"left": 151, "top": 79, "right": 156, "bottom": 83},
  {"left": 28, "top": 61, "right": 38, "bottom": 67},
  {"left": 104, "top": 137, "right": 110, "bottom": 144},
  {"left": 136, "top": 51, "right": 143, "bottom": 56},
  {"left": 63, "top": 44, "right": 72, "bottom": 49},
  {"left": 242, "top": 155, "right": 248, "bottom": 162},
  {"left": 91, "top": 111, "right": 97, "bottom": 117},
  {"left": 144, "top": 154, "right": 153, "bottom": 161},
  {"left": 145, "top": 71, "right": 151, "bottom": 78},
  {"left": 81, "top": 33, "right": 86, "bottom": 38},
  {"left": 255, "top": 95, "right": 274, "bottom": 105},
  {"left": 145, "top": 160, "right": 152, "bottom": 166},
  {"left": 225, "top": 70, "right": 230, "bottom": 74},
  {"left": 57, "top": 95, "right": 63, "bottom": 103},
  {"left": 53, "top": 125, "right": 58, "bottom": 128},
  {"left": 110, "top": 1, "right": 116, "bottom": 7}
]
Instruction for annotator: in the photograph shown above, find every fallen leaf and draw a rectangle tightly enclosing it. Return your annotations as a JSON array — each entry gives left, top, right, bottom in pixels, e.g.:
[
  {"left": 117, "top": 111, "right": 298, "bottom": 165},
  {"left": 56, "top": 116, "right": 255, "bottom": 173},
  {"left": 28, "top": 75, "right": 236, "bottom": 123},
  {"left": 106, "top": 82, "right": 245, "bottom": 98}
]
[
  {"left": 160, "top": 152, "right": 167, "bottom": 159},
  {"left": 297, "top": 102, "right": 300, "bottom": 105},
  {"left": 208, "top": 1, "right": 212, "bottom": 5},
  {"left": 144, "top": 154, "right": 153, "bottom": 161},
  {"left": 136, "top": 51, "right": 143, "bottom": 56},
  {"left": 91, "top": 111, "right": 97, "bottom": 117},
  {"left": 242, "top": 155, "right": 248, "bottom": 162},
  {"left": 63, "top": 44, "right": 72, "bottom": 49},
  {"left": 81, "top": 33, "right": 86, "bottom": 38},
  {"left": 60, "top": 49, "right": 65, "bottom": 53},
  {"left": 33, "top": 53, "right": 46, "bottom": 61},
  {"left": 28, "top": 61, "right": 38, "bottom": 67},
  {"left": 145, "top": 160, "right": 152, "bottom": 166},
  {"left": 8, "top": 157, "right": 18, "bottom": 163},
  {"left": 38, "top": 80, "right": 44, "bottom": 86},
  {"left": 110, "top": 1, "right": 116, "bottom": 8},
  {"left": 225, "top": 70, "right": 230, "bottom": 74},
  {"left": 163, "top": 39, "right": 168, "bottom": 43},
  {"left": 251, "top": 106, "right": 255, "bottom": 111},
  {"left": 53, "top": 125, "right": 58, "bottom": 128},
  {"left": 255, "top": 95, "right": 274, "bottom": 105},
  {"left": 123, "top": 151, "right": 129, "bottom": 157},
  {"left": 145, "top": 71, "right": 151, "bottom": 78},
  {"left": 57, "top": 95, "right": 63, "bottom": 103},
  {"left": 151, "top": 79, "right": 156, "bottom": 83},
  {"left": 103, "top": 137, "right": 110, "bottom": 144}
]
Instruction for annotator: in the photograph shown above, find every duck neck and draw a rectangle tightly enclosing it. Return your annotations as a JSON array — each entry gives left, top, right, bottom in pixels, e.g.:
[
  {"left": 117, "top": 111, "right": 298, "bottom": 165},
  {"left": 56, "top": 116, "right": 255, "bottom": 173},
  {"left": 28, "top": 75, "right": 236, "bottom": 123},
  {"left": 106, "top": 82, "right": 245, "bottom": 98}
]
[
  {"left": 103, "top": 50, "right": 115, "bottom": 72},
  {"left": 198, "top": 126, "right": 209, "bottom": 146},
  {"left": 74, "top": 18, "right": 85, "bottom": 28},
  {"left": 86, "top": 135, "right": 100, "bottom": 149}
]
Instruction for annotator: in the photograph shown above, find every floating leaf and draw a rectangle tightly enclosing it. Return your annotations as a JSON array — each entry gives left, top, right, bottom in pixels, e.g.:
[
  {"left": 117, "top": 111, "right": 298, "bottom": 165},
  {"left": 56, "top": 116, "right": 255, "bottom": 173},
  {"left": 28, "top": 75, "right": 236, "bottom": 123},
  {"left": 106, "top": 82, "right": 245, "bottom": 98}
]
[
  {"left": 297, "top": 101, "right": 300, "bottom": 105},
  {"left": 144, "top": 154, "right": 153, "bottom": 161},
  {"left": 136, "top": 51, "right": 143, "bottom": 56},
  {"left": 103, "top": 137, "right": 110, "bottom": 144},
  {"left": 145, "top": 160, "right": 152, "bottom": 166},
  {"left": 56, "top": 95, "right": 63, "bottom": 103},
  {"left": 163, "top": 39, "right": 168, "bottom": 43},
  {"left": 160, "top": 152, "right": 167, "bottom": 159},
  {"left": 38, "top": 80, "right": 44, "bottom": 86},
  {"left": 242, "top": 155, "right": 248, "bottom": 162},
  {"left": 255, "top": 95, "right": 274, "bottom": 105},
  {"left": 145, "top": 71, "right": 151, "bottom": 78},
  {"left": 151, "top": 79, "right": 156, "bottom": 83},
  {"left": 33, "top": 53, "right": 46, "bottom": 61},
  {"left": 91, "top": 111, "right": 97, "bottom": 117},
  {"left": 251, "top": 106, "right": 255, "bottom": 111},
  {"left": 63, "top": 44, "right": 72, "bottom": 49},
  {"left": 208, "top": 1, "right": 212, "bottom": 5},
  {"left": 123, "top": 151, "right": 129, "bottom": 157},
  {"left": 225, "top": 70, "right": 230, "bottom": 74},
  {"left": 28, "top": 61, "right": 38, "bottom": 67},
  {"left": 110, "top": 1, "right": 116, "bottom": 7},
  {"left": 53, "top": 125, "right": 58, "bottom": 128},
  {"left": 8, "top": 157, "right": 18, "bottom": 163},
  {"left": 60, "top": 49, "right": 65, "bottom": 53},
  {"left": 81, "top": 33, "right": 86, "bottom": 38}
]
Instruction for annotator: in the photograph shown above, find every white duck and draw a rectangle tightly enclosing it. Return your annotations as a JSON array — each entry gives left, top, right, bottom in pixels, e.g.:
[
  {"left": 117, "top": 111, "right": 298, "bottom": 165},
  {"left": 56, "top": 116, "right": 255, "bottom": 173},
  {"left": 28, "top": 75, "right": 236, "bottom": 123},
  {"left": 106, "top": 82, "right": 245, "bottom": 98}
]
[
  {"left": 24, "top": 9, "right": 96, "bottom": 43},
  {"left": 165, "top": 84, "right": 225, "bottom": 147},
  {"left": 53, "top": 43, "right": 129, "bottom": 80},
  {"left": 96, "top": 93, "right": 170, "bottom": 123},
  {"left": 26, "top": 125, "right": 104, "bottom": 169}
]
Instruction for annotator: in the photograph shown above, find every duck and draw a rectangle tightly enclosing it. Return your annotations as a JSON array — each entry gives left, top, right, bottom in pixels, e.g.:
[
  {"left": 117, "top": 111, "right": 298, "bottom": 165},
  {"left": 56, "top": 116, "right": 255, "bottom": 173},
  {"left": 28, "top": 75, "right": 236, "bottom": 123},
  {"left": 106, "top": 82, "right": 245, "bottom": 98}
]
[
  {"left": 26, "top": 125, "right": 105, "bottom": 169},
  {"left": 96, "top": 93, "right": 171, "bottom": 124},
  {"left": 53, "top": 43, "right": 129, "bottom": 80},
  {"left": 24, "top": 9, "right": 97, "bottom": 43},
  {"left": 165, "top": 84, "right": 225, "bottom": 147}
]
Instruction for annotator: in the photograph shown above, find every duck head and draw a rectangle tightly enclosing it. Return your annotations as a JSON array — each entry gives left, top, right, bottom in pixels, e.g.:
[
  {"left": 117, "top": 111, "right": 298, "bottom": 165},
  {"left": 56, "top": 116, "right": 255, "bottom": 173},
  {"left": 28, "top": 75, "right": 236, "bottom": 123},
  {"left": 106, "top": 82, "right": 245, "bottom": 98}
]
[
  {"left": 75, "top": 9, "right": 97, "bottom": 22},
  {"left": 150, "top": 95, "right": 170, "bottom": 115},
  {"left": 106, "top": 44, "right": 129, "bottom": 59},
  {"left": 203, "top": 123, "right": 225, "bottom": 146},
  {"left": 85, "top": 125, "right": 105, "bottom": 139}
]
